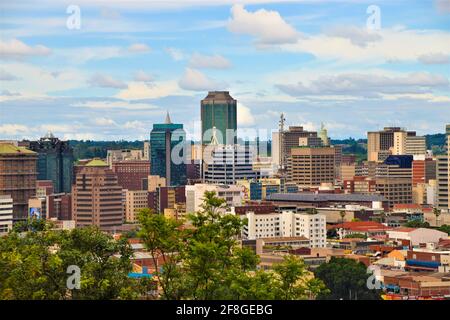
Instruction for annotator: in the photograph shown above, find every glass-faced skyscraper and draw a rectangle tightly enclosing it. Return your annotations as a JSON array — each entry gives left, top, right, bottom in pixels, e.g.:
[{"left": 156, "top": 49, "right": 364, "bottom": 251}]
[
  {"left": 150, "top": 113, "right": 187, "bottom": 186},
  {"left": 28, "top": 133, "right": 74, "bottom": 194},
  {"left": 201, "top": 91, "right": 237, "bottom": 145}
]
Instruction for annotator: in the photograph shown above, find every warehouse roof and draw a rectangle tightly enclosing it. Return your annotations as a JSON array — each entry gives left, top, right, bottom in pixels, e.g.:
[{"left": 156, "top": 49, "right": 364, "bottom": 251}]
[{"left": 0, "top": 143, "right": 36, "bottom": 155}]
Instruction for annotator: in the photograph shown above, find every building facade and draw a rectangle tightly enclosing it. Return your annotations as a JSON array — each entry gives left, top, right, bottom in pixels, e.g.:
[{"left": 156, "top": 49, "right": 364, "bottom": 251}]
[
  {"left": 27, "top": 134, "right": 73, "bottom": 194},
  {"left": 150, "top": 113, "right": 187, "bottom": 186},
  {"left": 111, "top": 160, "right": 150, "bottom": 191},
  {"left": 0, "top": 195, "right": 13, "bottom": 235},
  {"left": 185, "top": 184, "right": 243, "bottom": 214},
  {"left": 125, "top": 190, "right": 149, "bottom": 223},
  {"left": 0, "top": 143, "right": 37, "bottom": 221},
  {"left": 72, "top": 159, "right": 123, "bottom": 231}
]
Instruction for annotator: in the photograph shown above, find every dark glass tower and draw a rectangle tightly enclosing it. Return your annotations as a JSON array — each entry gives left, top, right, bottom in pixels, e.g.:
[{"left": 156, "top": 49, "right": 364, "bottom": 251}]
[
  {"left": 201, "top": 91, "right": 237, "bottom": 145},
  {"left": 28, "top": 133, "right": 74, "bottom": 193},
  {"left": 150, "top": 113, "right": 187, "bottom": 186}
]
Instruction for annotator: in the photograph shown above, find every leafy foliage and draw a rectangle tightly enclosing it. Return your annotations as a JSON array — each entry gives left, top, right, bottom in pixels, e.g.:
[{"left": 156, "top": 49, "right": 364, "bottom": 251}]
[
  {"left": 314, "top": 257, "right": 381, "bottom": 300},
  {"left": 138, "top": 191, "right": 328, "bottom": 300}
]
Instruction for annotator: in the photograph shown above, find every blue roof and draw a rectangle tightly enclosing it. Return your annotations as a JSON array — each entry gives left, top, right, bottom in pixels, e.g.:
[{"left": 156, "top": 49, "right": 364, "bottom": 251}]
[{"left": 128, "top": 272, "right": 153, "bottom": 279}]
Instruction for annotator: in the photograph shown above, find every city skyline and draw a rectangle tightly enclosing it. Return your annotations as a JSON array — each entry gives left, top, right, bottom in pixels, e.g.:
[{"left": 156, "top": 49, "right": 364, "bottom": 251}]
[{"left": 1, "top": 1, "right": 450, "bottom": 141}]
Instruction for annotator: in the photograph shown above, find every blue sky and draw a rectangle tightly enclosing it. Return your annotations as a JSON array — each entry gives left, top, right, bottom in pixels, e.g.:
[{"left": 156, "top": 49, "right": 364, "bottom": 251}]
[{"left": 1, "top": 0, "right": 449, "bottom": 141}]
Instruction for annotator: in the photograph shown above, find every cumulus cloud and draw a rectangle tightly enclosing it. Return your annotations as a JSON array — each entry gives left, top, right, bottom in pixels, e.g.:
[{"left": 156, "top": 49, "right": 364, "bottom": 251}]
[
  {"left": 189, "top": 53, "right": 232, "bottom": 69},
  {"left": 237, "top": 103, "right": 255, "bottom": 126},
  {"left": 277, "top": 72, "right": 449, "bottom": 98},
  {"left": 128, "top": 43, "right": 152, "bottom": 53},
  {"left": 1, "top": 89, "right": 21, "bottom": 97},
  {"left": 325, "top": 25, "right": 382, "bottom": 47},
  {"left": 116, "top": 81, "right": 179, "bottom": 100},
  {"left": 0, "top": 38, "right": 51, "bottom": 60},
  {"left": 165, "top": 47, "right": 185, "bottom": 61},
  {"left": 418, "top": 53, "right": 450, "bottom": 64},
  {"left": 88, "top": 73, "right": 128, "bottom": 89},
  {"left": 133, "top": 70, "right": 153, "bottom": 83},
  {"left": 0, "top": 69, "right": 18, "bottom": 81},
  {"left": 92, "top": 117, "right": 117, "bottom": 126},
  {"left": 178, "top": 68, "right": 227, "bottom": 91},
  {"left": 0, "top": 124, "right": 28, "bottom": 135},
  {"left": 73, "top": 100, "right": 158, "bottom": 110},
  {"left": 227, "top": 4, "right": 299, "bottom": 45}
]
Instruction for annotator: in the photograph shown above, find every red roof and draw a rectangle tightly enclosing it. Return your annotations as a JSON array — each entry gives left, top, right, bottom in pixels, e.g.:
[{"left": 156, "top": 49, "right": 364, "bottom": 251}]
[
  {"left": 393, "top": 204, "right": 421, "bottom": 210},
  {"left": 334, "top": 221, "right": 391, "bottom": 232}
]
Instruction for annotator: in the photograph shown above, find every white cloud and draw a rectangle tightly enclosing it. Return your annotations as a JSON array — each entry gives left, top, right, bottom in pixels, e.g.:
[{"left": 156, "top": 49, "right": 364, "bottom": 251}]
[
  {"left": 133, "top": 70, "right": 153, "bottom": 83},
  {"left": 0, "top": 124, "right": 28, "bottom": 135},
  {"left": 0, "top": 38, "right": 51, "bottom": 60},
  {"left": 128, "top": 43, "right": 152, "bottom": 53},
  {"left": 189, "top": 53, "right": 232, "bottom": 69},
  {"left": 165, "top": 47, "right": 185, "bottom": 61},
  {"left": 227, "top": 4, "right": 299, "bottom": 45},
  {"left": 116, "top": 81, "right": 179, "bottom": 100},
  {"left": 92, "top": 117, "right": 117, "bottom": 126},
  {"left": 418, "top": 53, "right": 450, "bottom": 64},
  {"left": 178, "top": 68, "right": 227, "bottom": 91},
  {"left": 0, "top": 69, "right": 18, "bottom": 81},
  {"left": 325, "top": 25, "right": 382, "bottom": 47},
  {"left": 73, "top": 100, "right": 158, "bottom": 110},
  {"left": 88, "top": 73, "right": 127, "bottom": 89},
  {"left": 237, "top": 102, "right": 255, "bottom": 126}
]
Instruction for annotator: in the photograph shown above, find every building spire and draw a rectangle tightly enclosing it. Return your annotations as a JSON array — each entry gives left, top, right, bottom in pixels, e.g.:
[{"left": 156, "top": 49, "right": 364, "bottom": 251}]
[
  {"left": 210, "top": 126, "right": 219, "bottom": 145},
  {"left": 165, "top": 111, "right": 172, "bottom": 124}
]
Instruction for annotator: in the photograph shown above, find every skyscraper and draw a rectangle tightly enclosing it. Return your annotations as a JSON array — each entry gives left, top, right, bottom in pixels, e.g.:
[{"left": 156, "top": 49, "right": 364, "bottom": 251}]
[
  {"left": 27, "top": 133, "right": 74, "bottom": 193},
  {"left": 72, "top": 159, "right": 123, "bottom": 231},
  {"left": 150, "top": 112, "right": 187, "bottom": 186},
  {"left": 201, "top": 91, "right": 237, "bottom": 145}
]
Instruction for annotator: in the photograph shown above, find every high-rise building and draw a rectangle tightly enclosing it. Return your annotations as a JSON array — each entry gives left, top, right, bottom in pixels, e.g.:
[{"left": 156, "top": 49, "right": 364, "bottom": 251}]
[
  {"left": 106, "top": 149, "right": 143, "bottom": 167},
  {"left": 125, "top": 190, "right": 149, "bottom": 223},
  {"left": 111, "top": 160, "right": 150, "bottom": 191},
  {"left": 447, "top": 124, "right": 450, "bottom": 209},
  {"left": 368, "top": 127, "right": 404, "bottom": 162},
  {"left": 0, "top": 195, "right": 13, "bottom": 235},
  {"left": 436, "top": 155, "right": 449, "bottom": 210},
  {"left": 201, "top": 91, "right": 237, "bottom": 145},
  {"left": 412, "top": 157, "right": 436, "bottom": 186},
  {"left": 143, "top": 141, "right": 150, "bottom": 161},
  {"left": 148, "top": 186, "right": 186, "bottom": 214},
  {"left": 47, "top": 193, "right": 72, "bottom": 220},
  {"left": 287, "top": 147, "right": 335, "bottom": 187},
  {"left": 185, "top": 184, "right": 243, "bottom": 214},
  {"left": 203, "top": 144, "right": 256, "bottom": 184},
  {"left": 72, "top": 159, "right": 123, "bottom": 231},
  {"left": 0, "top": 143, "right": 37, "bottom": 221},
  {"left": 150, "top": 112, "right": 187, "bottom": 186},
  {"left": 26, "top": 134, "right": 73, "bottom": 194}
]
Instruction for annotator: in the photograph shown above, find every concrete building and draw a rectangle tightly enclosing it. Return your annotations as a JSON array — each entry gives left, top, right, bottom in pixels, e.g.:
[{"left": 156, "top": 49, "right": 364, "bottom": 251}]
[
  {"left": 185, "top": 183, "right": 243, "bottom": 214},
  {"left": 0, "top": 143, "right": 37, "bottom": 221},
  {"left": 387, "top": 228, "right": 448, "bottom": 247},
  {"left": 412, "top": 157, "right": 436, "bottom": 186},
  {"left": 201, "top": 91, "right": 237, "bottom": 145},
  {"left": 436, "top": 155, "right": 449, "bottom": 210},
  {"left": 242, "top": 210, "right": 327, "bottom": 248},
  {"left": 0, "top": 195, "right": 13, "bottom": 235},
  {"left": 287, "top": 146, "right": 335, "bottom": 187},
  {"left": 147, "top": 175, "right": 166, "bottom": 192},
  {"left": 111, "top": 160, "right": 150, "bottom": 191},
  {"left": 72, "top": 159, "right": 123, "bottom": 231},
  {"left": 26, "top": 134, "right": 74, "bottom": 194},
  {"left": 125, "top": 190, "right": 149, "bottom": 223},
  {"left": 203, "top": 144, "right": 256, "bottom": 184},
  {"left": 143, "top": 141, "right": 150, "bottom": 161},
  {"left": 47, "top": 193, "right": 72, "bottom": 220},
  {"left": 106, "top": 149, "right": 143, "bottom": 167},
  {"left": 148, "top": 186, "right": 185, "bottom": 214},
  {"left": 368, "top": 127, "right": 410, "bottom": 162}
]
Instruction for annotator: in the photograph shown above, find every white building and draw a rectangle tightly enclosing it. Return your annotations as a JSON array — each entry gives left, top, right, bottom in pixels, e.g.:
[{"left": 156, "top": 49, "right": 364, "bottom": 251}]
[
  {"left": 203, "top": 144, "right": 256, "bottom": 184},
  {"left": 0, "top": 195, "right": 13, "bottom": 235},
  {"left": 243, "top": 211, "right": 327, "bottom": 248},
  {"left": 185, "top": 183, "right": 244, "bottom": 214},
  {"left": 387, "top": 227, "right": 448, "bottom": 247}
]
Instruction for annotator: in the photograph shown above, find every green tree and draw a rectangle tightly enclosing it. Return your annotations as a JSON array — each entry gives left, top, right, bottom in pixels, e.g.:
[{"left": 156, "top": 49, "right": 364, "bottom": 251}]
[
  {"left": 343, "top": 233, "right": 366, "bottom": 239},
  {"left": 404, "top": 220, "right": 430, "bottom": 228},
  {"left": 138, "top": 191, "right": 328, "bottom": 300},
  {"left": 433, "top": 208, "right": 442, "bottom": 227},
  {"left": 0, "top": 225, "right": 151, "bottom": 300},
  {"left": 339, "top": 210, "right": 346, "bottom": 225},
  {"left": 314, "top": 257, "right": 381, "bottom": 300},
  {"left": 438, "top": 224, "right": 450, "bottom": 235}
]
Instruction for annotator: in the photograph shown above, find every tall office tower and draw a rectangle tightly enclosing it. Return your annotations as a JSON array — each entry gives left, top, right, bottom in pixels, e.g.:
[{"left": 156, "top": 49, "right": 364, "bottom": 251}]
[
  {"left": 272, "top": 126, "right": 323, "bottom": 168},
  {"left": 375, "top": 155, "right": 413, "bottom": 208},
  {"left": 148, "top": 186, "right": 186, "bottom": 214},
  {"left": 47, "top": 193, "right": 72, "bottom": 220},
  {"left": 203, "top": 144, "right": 256, "bottom": 184},
  {"left": 72, "top": 159, "right": 123, "bottom": 231},
  {"left": 412, "top": 156, "right": 436, "bottom": 186},
  {"left": 367, "top": 127, "right": 405, "bottom": 162},
  {"left": 0, "top": 195, "right": 13, "bottom": 235},
  {"left": 27, "top": 133, "right": 74, "bottom": 193},
  {"left": 318, "top": 123, "right": 330, "bottom": 146},
  {"left": 0, "top": 143, "right": 37, "bottom": 221},
  {"left": 125, "top": 190, "right": 149, "bottom": 223},
  {"left": 106, "top": 149, "right": 143, "bottom": 167},
  {"left": 150, "top": 113, "right": 187, "bottom": 186},
  {"left": 201, "top": 91, "right": 237, "bottom": 145},
  {"left": 143, "top": 141, "right": 150, "bottom": 161},
  {"left": 111, "top": 160, "right": 150, "bottom": 190},
  {"left": 447, "top": 124, "right": 450, "bottom": 209},
  {"left": 436, "top": 155, "right": 449, "bottom": 210},
  {"left": 287, "top": 147, "right": 335, "bottom": 187}
]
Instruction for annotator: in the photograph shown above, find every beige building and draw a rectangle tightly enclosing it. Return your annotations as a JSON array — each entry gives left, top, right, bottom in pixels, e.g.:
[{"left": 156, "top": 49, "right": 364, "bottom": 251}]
[
  {"left": 287, "top": 147, "right": 335, "bottom": 187},
  {"left": 106, "top": 149, "right": 143, "bottom": 167},
  {"left": 368, "top": 127, "right": 419, "bottom": 162},
  {"left": 147, "top": 175, "right": 166, "bottom": 192},
  {"left": 436, "top": 155, "right": 449, "bottom": 210},
  {"left": 0, "top": 195, "right": 13, "bottom": 235},
  {"left": 341, "top": 163, "right": 356, "bottom": 181},
  {"left": 185, "top": 183, "right": 243, "bottom": 214},
  {"left": 125, "top": 190, "right": 148, "bottom": 223},
  {"left": 72, "top": 159, "right": 123, "bottom": 231}
]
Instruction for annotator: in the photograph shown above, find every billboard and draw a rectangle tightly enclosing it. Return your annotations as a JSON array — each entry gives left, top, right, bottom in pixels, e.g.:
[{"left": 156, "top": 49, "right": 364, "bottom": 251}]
[{"left": 29, "top": 207, "right": 42, "bottom": 220}]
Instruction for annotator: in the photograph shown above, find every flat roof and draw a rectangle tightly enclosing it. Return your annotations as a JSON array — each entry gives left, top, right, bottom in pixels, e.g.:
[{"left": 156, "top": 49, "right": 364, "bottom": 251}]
[
  {"left": 267, "top": 193, "right": 387, "bottom": 202},
  {"left": 0, "top": 143, "right": 36, "bottom": 155}
]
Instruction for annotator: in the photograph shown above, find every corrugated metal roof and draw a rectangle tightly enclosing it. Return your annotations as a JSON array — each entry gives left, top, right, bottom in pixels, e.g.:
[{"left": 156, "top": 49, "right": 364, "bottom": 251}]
[{"left": 267, "top": 193, "right": 387, "bottom": 202}]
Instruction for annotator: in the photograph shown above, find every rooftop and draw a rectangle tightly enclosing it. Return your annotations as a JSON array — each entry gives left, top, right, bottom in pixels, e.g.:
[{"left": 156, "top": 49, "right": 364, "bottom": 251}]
[
  {"left": 85, "top": 158, "right": 109, "bottom": 167},
  {"left": 0, "top": 143, "right": 36, "bottom": 155},
  {"left": 267, "top": 193, "right": 387, "bottom": 203}
]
